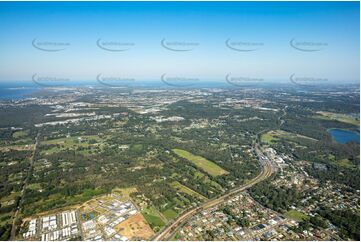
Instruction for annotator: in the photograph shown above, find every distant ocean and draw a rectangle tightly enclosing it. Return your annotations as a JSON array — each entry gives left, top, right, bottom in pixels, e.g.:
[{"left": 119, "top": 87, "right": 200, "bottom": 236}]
[
  {"left": 0, "top": 82, "right": 38, "bottom": 100},
  {"left": 1, "top": 80, "right": 351, "bottom": 100},
  {"left": 0, "top": 81, "right": 94, "bottom": 100},
  {"left": 0, "top": 81, "right": 232, "bottom": 100}
]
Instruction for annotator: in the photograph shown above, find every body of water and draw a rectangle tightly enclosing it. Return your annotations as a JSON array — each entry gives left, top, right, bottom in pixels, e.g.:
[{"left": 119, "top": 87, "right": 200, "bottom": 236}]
[
  {"left": 328, "top": 128, "right": 360, "bottom": 144},
  {"left": 0, "top": 81, "right": 42, "bottom": 100}
]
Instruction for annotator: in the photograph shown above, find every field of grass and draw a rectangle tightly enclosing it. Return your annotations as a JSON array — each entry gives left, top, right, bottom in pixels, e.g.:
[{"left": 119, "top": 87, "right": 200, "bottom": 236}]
[
  {"left": 0, "top": 144, "right": 34, "bottom": 152},
  {"left": 141, "top": 206, "right": 165, "bottom": 231},
  {"left": 172, "top": 149, "right": 228, "bottom": 176},
  {"left": 193, "top": 171, "right": 205, "bottom": 179},
  {"left": 334, "top": 159, "right": 355, "bottom": 169},
  {"left": 40, "top": 135, "right": 105, "bottom": 155},
  {"left": 314, "top": 111, "right": 359, "bottom": 126},
  {"left": 261, "top": 130, "right": 317, "bottom": 144},
  {"left": 12, "top": 130, "right": 28, "bottom": 138},
  {"left": 162, "top": 208, "right": 178, "bottom": 220},
  {"left": 40, "top": 146, "right": 62, "bottom": 155},
  {"left": 7, "top": 172, "right": 23, "bottom": 182},
  {"left": 43, "top": 135, "right": 101, "bottom": 143},
  {"left": 171, "top": 181, "right": 207, "bottom": 201},
  {"left": 81, "top": 188, "right": 104, "bottom": 200},
  {"left": 285, "top": 210, "right": 309, "bottom": 221},
  {"left": 192, "top": 171, "right": 223, "bottom": 190},
  {"left": 112, "top": 187, "right": 138, "bottom": 198},
  {"left": 27, "top": 183, "right": 42, "bottom": 191},
  {"left": 130, "top": 144, "right": 143, "bottom": 152},
  {"left": 0, "top": 191, "right": 20, "bottom": 205},
  {"left": 260, "top": 132, "right": 278, "bottom": 144},
  {"left": 22, "top": 188, "right": 106, "bottom": 216}
]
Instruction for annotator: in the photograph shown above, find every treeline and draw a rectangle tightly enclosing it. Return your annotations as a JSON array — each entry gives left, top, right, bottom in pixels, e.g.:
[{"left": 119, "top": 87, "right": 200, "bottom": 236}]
[
  {"left": 318, "top": 206, "right": 359, "bottom": 240},
  {"left": 248, "top": 181, "right": 301, "bottom": 212},
  {"left": 0, "top": 224, "right": 11, "bottom": 240},
  {"left": 306, "top": 165, "right": 360, "bottom": 190},
  {"left": 0, "top": 105, "right": 51, "bottom": 128},
  {"left": 0, "top": 150, "right": 31, "bottom": 198}
]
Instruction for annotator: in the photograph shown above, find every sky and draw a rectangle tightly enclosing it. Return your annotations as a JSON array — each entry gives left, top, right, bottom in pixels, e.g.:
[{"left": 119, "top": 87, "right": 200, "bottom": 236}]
[{"left": 0, "top": 1, "right": 359, "bottom": 83}]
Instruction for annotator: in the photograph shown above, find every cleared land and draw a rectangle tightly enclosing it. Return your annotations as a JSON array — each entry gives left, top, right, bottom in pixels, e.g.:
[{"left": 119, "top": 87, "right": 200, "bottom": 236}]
[
  {"left": 314, "top": 111, "right": 359, "bottom": 126},
  {"left": 172, "top": 149, "right": 228, "bottom": 176},
  {"left": 0, "top": 144, "right": 34, "bottom": 152},
  {"left": 261, "top": 130, "right": 317, "bottom": 144},
  {"left": 333, "top": 159, "right": 356, "bottom": 169},
  {"left": 111, "top": 187, "right": 138, "bottom": 199},
  {"left": 12, "top": 130, "right": 28, "bottom": 138},
  {"left": 285, "top": 210, "right": 309, "bottom": 221},
  {"left": 114, "top": 213, "right": 154, "bottom": 240},
  {"left": 170, "top": 181, "right": 207, "bottom": 201},
  {"left": 40, "top": 135, "right": 105, "bottom": 155},
  {"left": 162, "top": 209, "right": 178, "bottom": 220},
  {"left": 141, "top": 206, "right": 166, "bottom": 231},
  {"left": 260, "top": 132, "right": 275, "bottom": 143}
]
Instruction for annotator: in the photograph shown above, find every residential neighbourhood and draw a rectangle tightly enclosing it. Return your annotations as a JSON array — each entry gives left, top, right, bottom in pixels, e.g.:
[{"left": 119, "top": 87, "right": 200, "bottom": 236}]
[{"left": 175, "top": 193, "right": 340, "bottom": 241}]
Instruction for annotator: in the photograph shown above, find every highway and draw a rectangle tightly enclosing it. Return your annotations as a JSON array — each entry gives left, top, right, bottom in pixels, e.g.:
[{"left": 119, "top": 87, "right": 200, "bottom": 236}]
[
  {"left": 153, "top": 106, "right": 290, "bottom": 241},
  {"left": 153, "top": 135, "right": 275, "bottom": 241}
]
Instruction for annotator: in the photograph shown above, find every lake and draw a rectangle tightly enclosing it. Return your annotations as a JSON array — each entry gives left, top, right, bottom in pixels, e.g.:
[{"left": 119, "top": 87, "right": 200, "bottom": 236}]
[{"left": 328, "top": 129, "right": 360, "bottom": 144}]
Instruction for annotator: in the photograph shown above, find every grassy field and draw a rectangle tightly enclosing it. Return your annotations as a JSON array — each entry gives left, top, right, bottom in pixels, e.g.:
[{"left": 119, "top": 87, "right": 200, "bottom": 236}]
[
  {"left": 162, "top": 208, "right": 178, "bottom": 220},
  {"left": 260, "top": 132, "right": 278, "bottom": 144},
  {"left": 27, "top": 183, "right": 42, "bottom": 191},
  {"left": 171, "top": 181, "right": 207, "bottom": 201},
  {"left": 314, "top": 111, "right": 359, "bottom": 126},
  {"left": 172, "top": 149, "right": 228, "bottom": 176},
  {"left": 130, "top": 144, "right": 143, "bottom": 152},
  {"left": 192, "top": 171, "right": 223, "bottom": 190},
  {"left": 261, "top": 130, "right": 317, "bottom": 144},
  {"left": 21, "top": 187, "right": 105, "bottom": 216},
  {"left": 285, "top": 210, "right": 309, "bottom": 221},
  {"left": 141, "top": 206, "right": 165, "bottom": 231},
  {"left": 12, "top": 130, "right": 28, "bottom": 138},
  {"left": 0, "top": 191, "right": 20, "bottom": 206},
  {"left": 112, "top": 187, "right": 138, "bottom": 198},
  {"left": 334, "top": 159, "right": 356, "bottom": 169},
  {"left": 40, "top": 135, "right": 105, "bottom": 155},
  {"left": 0, "top": 144, "right": 34, "bottom": 152}
]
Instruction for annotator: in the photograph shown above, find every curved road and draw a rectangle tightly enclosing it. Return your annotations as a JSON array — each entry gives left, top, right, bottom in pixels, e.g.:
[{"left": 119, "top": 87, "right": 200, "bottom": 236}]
[
  {"left": 153, "top": 105, "right": 289, "bottom": 241},
  {"left": 154, "top": 144, "right": 274, "bottom": 241}
]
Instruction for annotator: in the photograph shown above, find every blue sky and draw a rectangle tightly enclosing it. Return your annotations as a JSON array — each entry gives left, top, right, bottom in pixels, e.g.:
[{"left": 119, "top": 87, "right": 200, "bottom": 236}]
[{"left": 0, "top": 1, "right": 359, "bottom": 83}]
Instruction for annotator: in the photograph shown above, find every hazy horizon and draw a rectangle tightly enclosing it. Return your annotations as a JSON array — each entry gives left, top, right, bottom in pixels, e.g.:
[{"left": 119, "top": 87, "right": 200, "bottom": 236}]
[{"left": 0, "top": 1, "right": 359, "bottom": 83}]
